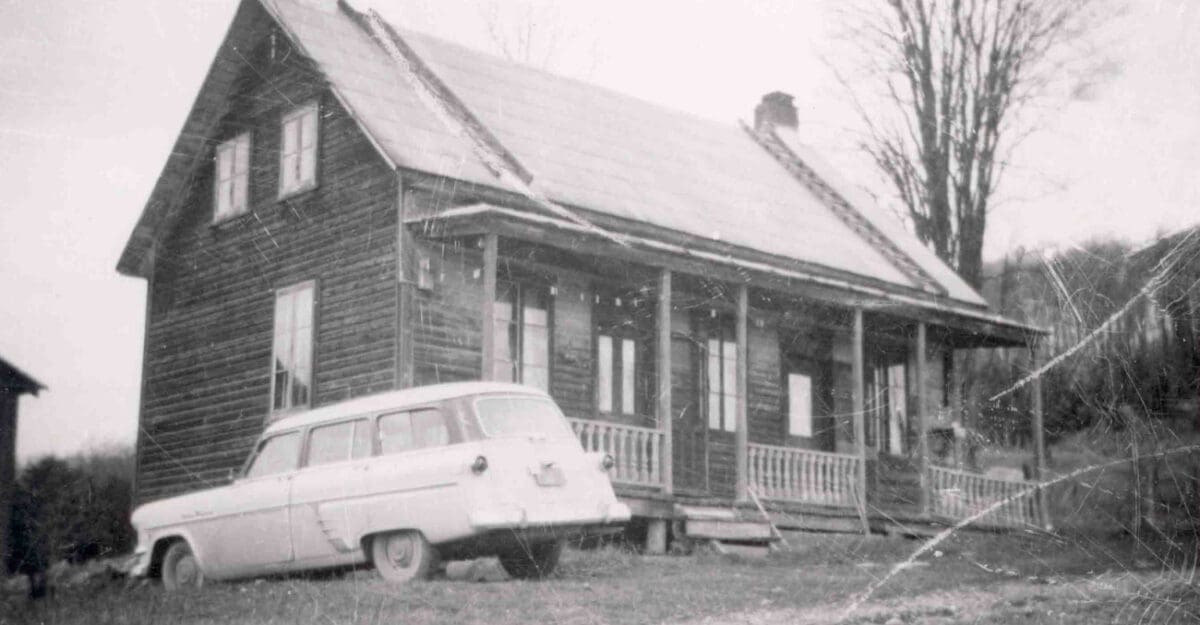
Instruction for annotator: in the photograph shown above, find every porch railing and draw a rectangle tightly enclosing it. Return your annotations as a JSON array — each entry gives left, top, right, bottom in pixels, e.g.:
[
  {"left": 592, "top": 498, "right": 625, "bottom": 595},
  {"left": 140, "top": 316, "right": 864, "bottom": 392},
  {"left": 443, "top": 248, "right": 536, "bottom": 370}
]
[
  {"left": 930, "top": 465, "right": 1041, "bottom": 528},
  {"left": 568, "top": 418, "right": 666, "bottom": 489},
  {"left": 748, "top": 443, "right": 861, "bottom": 508}
]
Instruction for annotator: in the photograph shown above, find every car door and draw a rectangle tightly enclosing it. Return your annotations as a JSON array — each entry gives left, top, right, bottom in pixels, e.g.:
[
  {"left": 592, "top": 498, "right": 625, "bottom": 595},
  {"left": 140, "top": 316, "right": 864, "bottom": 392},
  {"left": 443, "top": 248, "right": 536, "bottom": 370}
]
[
  {"left": 364, "top": 406, "right": 473, "bottom": 544},
  {"left": 197, "top": 431, "right": 299, "bottom": 577},
  {"left": 289, "top": 418, "right": 374, "bottom": 565}
]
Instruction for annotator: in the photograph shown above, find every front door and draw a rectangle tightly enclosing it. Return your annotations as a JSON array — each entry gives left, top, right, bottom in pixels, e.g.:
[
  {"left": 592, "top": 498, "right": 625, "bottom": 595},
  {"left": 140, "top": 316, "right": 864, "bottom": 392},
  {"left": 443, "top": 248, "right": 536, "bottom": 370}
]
[{"left": 671, "top": 335, "right": 707, "bottom": 493}]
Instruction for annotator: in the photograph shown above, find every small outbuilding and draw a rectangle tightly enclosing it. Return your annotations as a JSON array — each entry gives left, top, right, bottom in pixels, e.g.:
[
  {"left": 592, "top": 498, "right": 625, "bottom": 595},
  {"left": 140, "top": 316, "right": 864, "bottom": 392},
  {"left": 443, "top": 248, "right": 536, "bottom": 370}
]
[{"left": 0, "top": 356, "right": 44, "bottom": 568}]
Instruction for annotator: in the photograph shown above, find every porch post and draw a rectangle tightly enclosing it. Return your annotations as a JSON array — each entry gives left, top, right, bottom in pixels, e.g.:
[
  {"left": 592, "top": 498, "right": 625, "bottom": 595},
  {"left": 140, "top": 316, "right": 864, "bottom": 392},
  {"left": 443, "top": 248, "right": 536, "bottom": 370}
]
[
  {"left": 851, "top": 308, "right": 869, "bottom": 531},
  {"left": 735, "top": 284, "right": 749, "bottom": 502},
  {"left": 395, "top": 174, "right": 414, "bottom": 389},
  {"left": 1030, "top": 339, "right": 1050, "bottom": 529},
  {"left": 480, "top": 233, "right": 498, "bottom": 381},
  {"left": 657, "top": 268, "right": 674, "bottom": 495},
  {"left": 915, "top": 322, "right": 930, "bottom": 515},
  {"left": 948, "top": 348, "right": 964, "bottom": 468}
]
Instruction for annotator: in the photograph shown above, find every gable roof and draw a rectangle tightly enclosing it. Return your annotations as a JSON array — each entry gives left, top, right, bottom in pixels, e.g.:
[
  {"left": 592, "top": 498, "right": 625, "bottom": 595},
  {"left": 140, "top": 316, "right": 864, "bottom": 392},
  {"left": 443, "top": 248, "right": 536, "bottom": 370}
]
[
  {"left": 119, "top": 0, "right": 991, "bottom": 314},
  {"left": 0, "top": 355, "right": 44, "bottom": 396}
]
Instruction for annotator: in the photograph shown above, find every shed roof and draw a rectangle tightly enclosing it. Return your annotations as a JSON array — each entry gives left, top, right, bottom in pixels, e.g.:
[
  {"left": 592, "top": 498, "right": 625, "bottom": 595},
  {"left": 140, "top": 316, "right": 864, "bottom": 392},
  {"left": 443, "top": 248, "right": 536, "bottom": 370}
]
[{"left": 119, "top": 0, "right": 997, "bottom": 317}]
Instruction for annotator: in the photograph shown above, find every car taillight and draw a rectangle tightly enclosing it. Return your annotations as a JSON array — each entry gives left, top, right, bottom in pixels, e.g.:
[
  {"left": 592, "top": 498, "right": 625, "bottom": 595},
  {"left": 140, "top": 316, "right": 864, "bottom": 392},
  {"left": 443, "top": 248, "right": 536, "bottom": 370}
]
[
  {"left": 471, "top": 455, "right": 489, "bottom": 474},
  {"left": 601, "top": 454, "right": 615, "bottom": 471}
]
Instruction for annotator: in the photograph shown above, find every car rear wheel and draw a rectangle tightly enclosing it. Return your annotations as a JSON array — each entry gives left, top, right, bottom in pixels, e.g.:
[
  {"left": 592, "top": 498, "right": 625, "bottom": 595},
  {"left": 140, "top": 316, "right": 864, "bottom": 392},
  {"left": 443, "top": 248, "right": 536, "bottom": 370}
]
[
  {"left": 371, "top": 530, "right": 437, "bottom": 583},
  {"left": 499, "top": 539, "right": 564, "bottom": 580},
  {"left": 161, "top": 541, "right": 204, "bottom": 591}
]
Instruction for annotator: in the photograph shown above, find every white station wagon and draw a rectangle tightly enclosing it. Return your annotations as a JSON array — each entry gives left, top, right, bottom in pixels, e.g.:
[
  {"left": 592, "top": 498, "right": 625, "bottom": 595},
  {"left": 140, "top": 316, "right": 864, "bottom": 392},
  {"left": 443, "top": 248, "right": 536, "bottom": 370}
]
[{"left": 130, "top": 382, "right": 631, "bottom": 589}]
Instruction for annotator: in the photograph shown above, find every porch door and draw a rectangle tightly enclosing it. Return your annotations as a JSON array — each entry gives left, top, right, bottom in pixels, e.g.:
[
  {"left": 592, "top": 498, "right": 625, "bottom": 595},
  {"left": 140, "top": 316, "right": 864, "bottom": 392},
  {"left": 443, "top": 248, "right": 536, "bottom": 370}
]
[
  {"left": 869, "top": 359, "right": 923, "bottom": 511},
  {"left": 881, "top": 362, "right": 907, "bottom": 456},
  {"left": 671, "top": 334, "right": 707, "bottom": 493}
]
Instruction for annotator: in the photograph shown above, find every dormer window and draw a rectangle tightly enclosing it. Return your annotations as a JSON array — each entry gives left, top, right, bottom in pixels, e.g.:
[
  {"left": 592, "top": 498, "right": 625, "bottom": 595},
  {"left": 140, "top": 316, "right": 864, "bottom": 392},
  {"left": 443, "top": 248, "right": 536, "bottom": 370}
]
[
  {"left": 214, "top": 133, "right": 250, "bottom": 221},
  {"left": 279, "top": 101, "right": 318, "bottom": 197}
]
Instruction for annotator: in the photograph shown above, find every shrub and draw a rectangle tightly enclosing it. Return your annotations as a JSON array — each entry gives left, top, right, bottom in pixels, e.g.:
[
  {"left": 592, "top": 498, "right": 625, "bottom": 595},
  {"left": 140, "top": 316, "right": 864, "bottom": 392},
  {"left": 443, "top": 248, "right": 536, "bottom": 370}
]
[{"left": 5, "top": 447, "right": 136, "bottom": 596}]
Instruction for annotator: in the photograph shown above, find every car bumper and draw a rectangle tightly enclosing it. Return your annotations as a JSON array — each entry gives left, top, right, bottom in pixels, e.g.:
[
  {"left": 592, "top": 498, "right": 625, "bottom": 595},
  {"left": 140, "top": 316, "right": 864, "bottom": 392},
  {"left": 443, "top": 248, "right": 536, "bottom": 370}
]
[
  {"left": 130, "top": 548, "right": 152, "bottom": 578},
  {"left": 469, "top": 501, "right": 631, "bottom": 532}
]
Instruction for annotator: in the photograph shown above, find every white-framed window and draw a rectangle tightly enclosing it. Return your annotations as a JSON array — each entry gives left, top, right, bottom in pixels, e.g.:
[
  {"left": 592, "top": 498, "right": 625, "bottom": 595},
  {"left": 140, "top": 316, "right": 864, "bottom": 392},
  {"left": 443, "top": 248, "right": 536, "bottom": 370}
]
[
  {"left": 707, "top": 336, "right": 738, "bottom": 432},
  {"left": 493, "top": 282, "right": 550, "bottom": 392},
  {"left": 214, "top": 132, "right": 250, "bottom": 220},
  {"left": 597, "top": 335, "right": 637, "bottom": 414},
  {"left": 787, "top": 373, "right": 813, "bottom": 437},
  {"left": 271, "top": 281, "right": 315, "bottom": 414},
  {"left": 279, "top": 101, "right": 318, "bottom": 196}
]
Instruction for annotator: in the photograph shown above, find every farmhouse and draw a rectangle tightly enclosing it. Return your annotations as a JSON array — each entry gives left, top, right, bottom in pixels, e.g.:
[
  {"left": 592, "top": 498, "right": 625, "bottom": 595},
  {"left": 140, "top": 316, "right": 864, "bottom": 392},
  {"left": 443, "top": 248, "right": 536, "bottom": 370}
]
[{"left": 118, "top": 0, "right": 1049, "bottom": 545}]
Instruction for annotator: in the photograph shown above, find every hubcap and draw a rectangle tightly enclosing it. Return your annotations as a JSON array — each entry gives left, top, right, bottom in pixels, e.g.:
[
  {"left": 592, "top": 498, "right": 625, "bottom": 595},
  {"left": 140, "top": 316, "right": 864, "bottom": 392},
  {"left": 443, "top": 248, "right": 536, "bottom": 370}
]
[
  {"left": 384, "top": 534, "right": 415, "bottom": 569},
  {"left": 176, "top": 556, "right": 199, "bottom": 586}
]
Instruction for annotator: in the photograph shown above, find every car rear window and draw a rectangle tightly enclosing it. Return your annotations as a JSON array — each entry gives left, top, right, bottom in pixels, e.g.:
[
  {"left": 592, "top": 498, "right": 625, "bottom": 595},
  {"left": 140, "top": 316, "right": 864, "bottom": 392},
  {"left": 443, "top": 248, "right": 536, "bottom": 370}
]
[{"left": 474, "top": 396, "right": 573, "bottom": 439}]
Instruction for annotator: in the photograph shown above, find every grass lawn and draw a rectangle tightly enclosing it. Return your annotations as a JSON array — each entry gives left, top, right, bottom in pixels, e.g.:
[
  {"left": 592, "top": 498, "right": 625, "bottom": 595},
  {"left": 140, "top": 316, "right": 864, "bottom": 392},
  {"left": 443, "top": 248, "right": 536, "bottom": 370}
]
[{"left": 2, "top": 531, "right": 1196, "bottom": 625}]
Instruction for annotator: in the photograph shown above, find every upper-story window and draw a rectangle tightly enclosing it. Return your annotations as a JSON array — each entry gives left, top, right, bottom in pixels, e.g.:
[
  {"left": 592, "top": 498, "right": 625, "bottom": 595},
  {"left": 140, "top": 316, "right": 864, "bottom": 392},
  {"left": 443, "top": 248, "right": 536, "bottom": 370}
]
[
  {"left": 279, "top": 101, "right": 319, "bottom": 197},
  {"left": 214, "top": 132, "right": 250, "bottom": 221},
  {"left": 271, "top": 281, "right": 315, "bottom": 414},
  {"left": 492, "top": 281, "right": 550, "bottom": 392}
]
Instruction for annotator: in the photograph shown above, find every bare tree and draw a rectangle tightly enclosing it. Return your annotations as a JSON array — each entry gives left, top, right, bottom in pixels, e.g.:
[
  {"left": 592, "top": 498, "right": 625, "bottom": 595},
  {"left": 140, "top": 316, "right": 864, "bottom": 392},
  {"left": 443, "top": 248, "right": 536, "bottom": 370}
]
[
  {"left": 475, "top": 0, "right": 598, "bottom": 76},
  {"left": 840, "top": 0, "right": 1115, "bottom": 289}
]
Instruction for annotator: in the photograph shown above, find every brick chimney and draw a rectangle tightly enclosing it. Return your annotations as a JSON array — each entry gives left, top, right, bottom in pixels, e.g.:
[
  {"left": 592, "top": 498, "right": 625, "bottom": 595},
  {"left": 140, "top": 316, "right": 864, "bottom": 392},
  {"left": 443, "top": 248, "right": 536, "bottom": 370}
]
[{"left": 754, "top": 91, "right": 798, "bottom": 133}]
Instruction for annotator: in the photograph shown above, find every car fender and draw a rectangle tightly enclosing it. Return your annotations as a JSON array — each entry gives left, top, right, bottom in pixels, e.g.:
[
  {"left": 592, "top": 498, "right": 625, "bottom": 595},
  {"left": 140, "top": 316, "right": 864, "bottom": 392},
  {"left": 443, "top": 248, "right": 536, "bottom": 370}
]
[{"left": 148, "top": 526, "right": 209, "bottom": 576}]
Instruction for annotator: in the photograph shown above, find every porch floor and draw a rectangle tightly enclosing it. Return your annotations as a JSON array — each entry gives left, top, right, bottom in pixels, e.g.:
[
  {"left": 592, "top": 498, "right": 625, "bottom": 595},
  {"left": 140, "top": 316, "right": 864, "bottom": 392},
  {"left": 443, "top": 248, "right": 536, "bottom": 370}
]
[{"left": 614, "top": 487, "right": 1029, "bottom": 538}]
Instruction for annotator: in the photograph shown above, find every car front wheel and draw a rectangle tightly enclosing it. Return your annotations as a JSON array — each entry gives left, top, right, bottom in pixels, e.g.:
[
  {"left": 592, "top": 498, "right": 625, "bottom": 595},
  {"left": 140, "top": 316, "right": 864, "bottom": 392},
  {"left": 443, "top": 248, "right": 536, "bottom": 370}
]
[
  {"left": 499, "top": 539, "right": 564, "bottom": 580},
  {"left": 161, "top": 541, "right": 204, "bottom": 591},
  {"left": 371, "top": 530, "right": 437, "bottom": 583}
]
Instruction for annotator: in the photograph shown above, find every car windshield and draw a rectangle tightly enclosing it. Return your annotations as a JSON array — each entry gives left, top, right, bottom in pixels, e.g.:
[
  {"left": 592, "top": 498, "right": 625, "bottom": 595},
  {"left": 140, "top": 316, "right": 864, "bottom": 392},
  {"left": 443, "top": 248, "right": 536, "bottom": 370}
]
[{"left": 474, "top": 396, "right": 574, "bottom": 439}]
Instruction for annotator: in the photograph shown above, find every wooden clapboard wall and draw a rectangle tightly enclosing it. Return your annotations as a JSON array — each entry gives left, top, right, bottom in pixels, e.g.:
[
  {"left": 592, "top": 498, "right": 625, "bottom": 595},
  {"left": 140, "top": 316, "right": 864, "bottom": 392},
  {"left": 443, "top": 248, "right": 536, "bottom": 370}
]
[{"left": 137, "top": 38, "right": 398, "bottom": 503}]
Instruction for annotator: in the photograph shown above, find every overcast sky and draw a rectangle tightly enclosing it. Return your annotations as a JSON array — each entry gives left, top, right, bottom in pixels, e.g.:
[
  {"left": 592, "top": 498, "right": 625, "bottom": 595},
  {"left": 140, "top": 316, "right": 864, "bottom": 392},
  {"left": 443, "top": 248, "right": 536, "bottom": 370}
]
[{"left": 2, "top": 0, "right": 1197, "bottom": 463}]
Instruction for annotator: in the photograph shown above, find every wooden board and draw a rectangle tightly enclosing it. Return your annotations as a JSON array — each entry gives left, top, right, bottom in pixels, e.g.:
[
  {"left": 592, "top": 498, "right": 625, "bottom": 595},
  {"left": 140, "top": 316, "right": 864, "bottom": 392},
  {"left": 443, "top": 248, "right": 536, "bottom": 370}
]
[{"left": 684, "top": 519, "right": 773, "bottom": 542}]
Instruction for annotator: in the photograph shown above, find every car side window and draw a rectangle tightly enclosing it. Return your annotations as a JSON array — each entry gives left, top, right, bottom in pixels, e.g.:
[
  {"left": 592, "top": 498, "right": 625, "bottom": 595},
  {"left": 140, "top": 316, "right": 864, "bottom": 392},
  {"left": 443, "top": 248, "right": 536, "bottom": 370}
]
[
  {"left": 378, "top": 409, "right": 449, "bottom": 455},
  {"left": 245, "top": 432, "right": 301, "bottom": 479},
  {"left": 306, "top": 419, "right": 372, "bottom": 467}
]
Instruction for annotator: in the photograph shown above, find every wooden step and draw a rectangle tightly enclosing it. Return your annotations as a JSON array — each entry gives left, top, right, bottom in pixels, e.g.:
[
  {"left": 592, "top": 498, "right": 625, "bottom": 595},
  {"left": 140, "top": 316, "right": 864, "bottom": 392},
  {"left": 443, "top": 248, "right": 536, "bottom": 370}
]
[
  {"left": 685, "top": 518, "right": 774, "bottom": 542},
  {"left": 676, "top": 504, "right": 775, "bottom": 543}
]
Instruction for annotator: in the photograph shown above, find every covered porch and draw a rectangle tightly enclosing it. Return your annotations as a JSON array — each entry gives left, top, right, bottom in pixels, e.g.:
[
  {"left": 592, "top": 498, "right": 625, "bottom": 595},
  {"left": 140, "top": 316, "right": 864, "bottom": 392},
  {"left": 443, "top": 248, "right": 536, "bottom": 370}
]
[{"left": 403, "top": 195, "right": 1049, "bottom": 538}]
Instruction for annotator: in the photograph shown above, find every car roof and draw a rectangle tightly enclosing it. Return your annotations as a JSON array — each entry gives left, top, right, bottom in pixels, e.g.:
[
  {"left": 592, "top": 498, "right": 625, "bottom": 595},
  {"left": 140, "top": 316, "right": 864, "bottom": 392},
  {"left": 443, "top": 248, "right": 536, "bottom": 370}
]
[{"left": 263, "top": 382, "right": 548, "bottom": 435}]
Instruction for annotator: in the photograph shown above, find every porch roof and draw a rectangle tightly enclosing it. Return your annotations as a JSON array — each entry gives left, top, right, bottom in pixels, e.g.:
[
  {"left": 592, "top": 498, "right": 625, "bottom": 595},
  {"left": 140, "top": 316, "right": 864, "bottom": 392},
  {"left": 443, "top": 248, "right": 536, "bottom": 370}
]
[{"left": 408, "top": 203, "right": 1044, "bottom": 348}]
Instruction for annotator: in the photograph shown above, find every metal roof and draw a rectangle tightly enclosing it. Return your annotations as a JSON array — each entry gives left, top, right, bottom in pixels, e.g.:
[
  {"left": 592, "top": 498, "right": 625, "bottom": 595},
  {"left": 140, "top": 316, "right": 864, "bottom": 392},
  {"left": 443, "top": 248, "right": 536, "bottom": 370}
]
[{"left": 119, "top": 0, "right": 996, "bottom": 315}]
